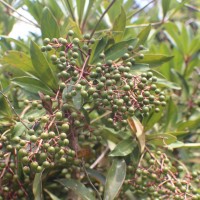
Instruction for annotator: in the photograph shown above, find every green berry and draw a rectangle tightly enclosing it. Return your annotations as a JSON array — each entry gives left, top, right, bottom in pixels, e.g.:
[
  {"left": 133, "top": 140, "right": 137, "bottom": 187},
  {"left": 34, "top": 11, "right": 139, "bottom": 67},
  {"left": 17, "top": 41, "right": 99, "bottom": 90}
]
[
  {"left": 68, "top": 30, "right": 74, "bottom": 36},
  {"left": 43, "top": 38, "right": 50, "bottom": 45},
  {"left": 46, "top": 44, "right": 52, "bottom": 51},
  {"left": 72, "top": 38, "right": 80, "bottom": 45},
  {"left": 61, "top": 123, "right": 69, "bottom": 131}
]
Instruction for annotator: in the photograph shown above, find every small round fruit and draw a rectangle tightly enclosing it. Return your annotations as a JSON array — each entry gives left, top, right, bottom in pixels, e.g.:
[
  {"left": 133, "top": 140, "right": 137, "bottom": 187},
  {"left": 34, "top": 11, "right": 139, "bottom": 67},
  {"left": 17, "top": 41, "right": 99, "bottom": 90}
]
[
  {"left": 61, "top": 123, "right": 69, "bottom": 131},
  {"left": 68, "top": 30, "right": 74, "bottom": 36}
]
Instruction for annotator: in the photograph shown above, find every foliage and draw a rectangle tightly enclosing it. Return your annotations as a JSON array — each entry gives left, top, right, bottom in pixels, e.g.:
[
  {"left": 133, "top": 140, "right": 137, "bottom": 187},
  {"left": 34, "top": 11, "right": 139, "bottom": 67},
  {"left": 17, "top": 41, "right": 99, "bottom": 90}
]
[{"left": 0, "top": 0, "right": 200, "bottom": 200}]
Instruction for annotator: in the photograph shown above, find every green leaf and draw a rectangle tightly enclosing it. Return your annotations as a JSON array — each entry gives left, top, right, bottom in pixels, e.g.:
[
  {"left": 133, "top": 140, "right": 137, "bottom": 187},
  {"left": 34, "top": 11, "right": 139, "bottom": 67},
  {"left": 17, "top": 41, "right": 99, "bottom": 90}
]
[
  {"left": 127, "top": 117, "right": 145, "bottom": 153},
  {"left": 0, "top": 92, "right": 12, "bottom": 117},
  {"left": 33, "top": 172, "right": 44, "bottom": 200},
  {"left": 41, "top": 7, "right": 60, "bottom": 39},
  {"left": 72, "top": 92, "right": 82, "bottom": 110},
  {"left": 24, "top": 0, "right": 43, "bottom": 25},
  {"left": 105, "top": 38, "right": 137, "bottom": 61},
  {"left": 98, "top": 127, "right": 121, "bottom": 144},
  {"left": 168, "top": 141, "right": 200, "bottom": 149},
  {"left": 90, "top": 36, "right": 108, "bottom": 64},
  {"left": 12, "top": 76, "right": 54, "bottom": 95},
  {"left": 147, "top": 133, "right": 177, "bottom": 146},
  {"left": 77, "top": 0, "right": 86, "bottom": 25},
  {"left": 86, "top": 168, "right": 106, "bottom": 185},
  {"left": 57, "top": 179, "right": 95, "bottom": 200},
  {"left": 44, "top": 189, "right": 60, "bottom": 200},
  {"left": 163, "top": 98, "right": 178, "bottom": 131},
  {"left": 109, "top": 139, "right": 135, "bottom": 157},
  {"left": 104, "top": 159, "right": 126, "bottom": 200},
  {"left": 135, "top": 24, "right": 151, "bottom": 48},
  {"left": 177, "top": 117, "right": 200, "bottom": 131},
  {"left": 112, "top": 7, "right": 126, "bottom": 42},
  {"left": 156, "top": 78, "right": 181, "bottom": 90},
  {"left": 162, "top": 0, "right": 171, "bottom": 19},
  {"left": 143, "top": 109, "right": 163, "bottom": 131},
  {"left": 130, "top": 63, "right": 149, "bottom": 72},
  {"left": 135, "top": 54, "right": 174, "bottom": 67},
  {"left": 12, "top": 122, "right": 27, "bottom": 137},
  {"left": 0, "top": 36, "right": 29, "bottom": 50},
  {"left": 0, "top": 51, "right": 36, "bottom": 76},
  {"left": 30, "top": 41, "right": 58, "bottom": 90},
  {"left": 81, "top": 108, "right": 90, "bottom": 124}
]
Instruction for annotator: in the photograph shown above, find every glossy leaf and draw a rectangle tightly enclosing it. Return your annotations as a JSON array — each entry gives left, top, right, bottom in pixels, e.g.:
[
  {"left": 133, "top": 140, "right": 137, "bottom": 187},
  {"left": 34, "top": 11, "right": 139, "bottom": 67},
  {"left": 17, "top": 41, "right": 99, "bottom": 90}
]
[
  {"left": 105, "top": 38, "right": 137, "bottom": 61},
  {"left": 0, "top": 51, "right": 36, "bottom": 76},
  {"left": 135, "top": 54, "right": 173, "bottom": 67},
  {"left": 177, "top": 117, "right": 200, "bottom": 131},
  {"left": 163, "top": 98, "right": 178, "bottom": 131},
  {"left": 104, "top": 159, "right": 126, "bottom": 200},
  {"left": 72, "top": 92, "right": 82, "bottom": 110},
  {"left": 0, "top": 36, "right": 29, "bottom": 50},
  {"left": 135, "top": 24, "right": 151, "bottom": 48},
  {"left": 143, "top": 109, "right": 163, "bottom": 131},
  {"left": 24, "top": 0, "right": 43, "bottom": 25},
  {"left": 12, "top": 76, "right": 54, "bottom": 95},
  {"left": 30, "top": 41, "right": 58, "bottom": 90},
  {"left": 41, "top": 7, "right": 60, "bottom": 39},
  {"left": 77, "top": 0, "right": 86, "bottom": 25},
  {"left": 90, "top": 36, "right": 108, "bottom": 64},
  {"left": 57, "top": 179, "right": 95, "bottom": 200},
  {"left": 86, "top": 168, "right": 106, "bottom": 185},
  {"left": 127, "top": 117, "right": 145, "bottom": 153},
  {"left": 147, "top": 133, "right": 177, "bottom": 146},
  {"left": 168, "top": 142, "right": 200, "bottom": 149},
  {"left": 130, "top": 63, "right": 149, "bottom": 72},
  {"left": 112, "top": 7, "right": 126, "bottom": 42},
  {"left": 33, "top": 172, "right": 44, "bottom": 200},
  {"left": 99, "top": 127, "right": 121, "bottom": 144},
  {"left": 156, "top": 78, "right": 181, "bottom": 90},
  {"left": 12, "top": 122, "right": 27, "bottom": 137},
  {"left": 0, "top": 95, "right": 12, "bottom": 117},
  {"left": 44, "top": 189, "right": 60, "bottom": 200},
  {"left": 109, "top": 138, "right": 135, "bottom": 157},
  {"left": 162, "top": 0, "right": 171, "bottom": 19}
]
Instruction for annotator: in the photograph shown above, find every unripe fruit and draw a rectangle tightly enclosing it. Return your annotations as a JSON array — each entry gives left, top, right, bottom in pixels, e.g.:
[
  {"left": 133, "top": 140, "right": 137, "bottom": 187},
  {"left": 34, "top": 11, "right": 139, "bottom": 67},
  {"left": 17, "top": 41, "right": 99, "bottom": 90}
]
[
  {"left": 30, "top": 161, "right": 39, "bottom": 170},
  {"left": 83, "top": 33, "right": 90, "bottom": 39},
  {"left": 55, "top": 111, "right": 62, "bottom": 120},
  {"left": 72, "top": 38, "right": 80, "bottom": 45},
  {"left": 68, "top": 30, "right": 74, "bottom": 36},
  {"left": 43, "top": 38, "right": 50, "bottom": 45},
  {"left": 61, "top": 123, "right": 69, "bottom": 131},
  {"left": 46, "top": 44, "right": 52, "bottom": 51}
]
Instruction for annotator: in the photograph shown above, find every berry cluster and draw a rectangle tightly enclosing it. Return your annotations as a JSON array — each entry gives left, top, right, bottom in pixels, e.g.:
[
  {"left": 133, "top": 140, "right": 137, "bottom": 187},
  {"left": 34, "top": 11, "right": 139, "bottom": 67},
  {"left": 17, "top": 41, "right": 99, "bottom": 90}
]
[
  {"left": 41, "top": 31, "right": 166, "bottom": 130},
  {"left": 125, "top": 150, "right": 199, "bottom": 200},
  {"left": 0, "top": 31, "right": 166, "bottom": 199}
]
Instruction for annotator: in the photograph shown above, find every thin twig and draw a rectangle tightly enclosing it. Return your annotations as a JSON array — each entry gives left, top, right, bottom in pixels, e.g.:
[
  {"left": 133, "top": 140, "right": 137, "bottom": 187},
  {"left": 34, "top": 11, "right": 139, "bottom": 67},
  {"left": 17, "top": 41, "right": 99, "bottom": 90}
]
[
  {"left": 0, "top": 0, "right": 39, "bottom": 27},
  {"left": 127, "top": 0, "right": 155, "bottom": 19},
  {"left": 89, "top": 0, "right": 116, "bottom": 40},
  {"left": 0, "top": 91, "right": 29, "bottom": 130},
  {"left": 75, "top": 49, "right": 91, "bottom": 85},
  {"left": 90, "top": 146, "right": 109, "bottom": 169},
  {"left": 82, "top": 159, "right": 102, "bottom": 200}
]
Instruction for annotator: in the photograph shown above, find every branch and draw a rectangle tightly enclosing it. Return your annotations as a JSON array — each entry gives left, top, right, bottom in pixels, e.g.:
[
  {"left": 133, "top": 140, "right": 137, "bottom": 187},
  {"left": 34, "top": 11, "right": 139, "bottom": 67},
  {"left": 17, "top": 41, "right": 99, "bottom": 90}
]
[
  {"left": 90, "top": 146, "right": 109, "bottom": 169},
  {"left": 89, "top": 0, "right": 116, "bottom": 40},
  {"left": 127, "top": 0, "right": 155, "bottom": 19},
  {"left": 0, "top": 91, "right": 29, "bottom": 130},
  {"left": 0, "top": 0, "right": 39, "bottom": 28}
]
